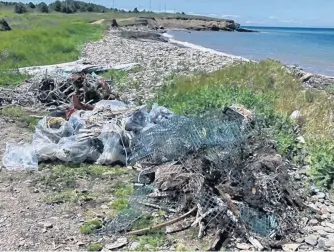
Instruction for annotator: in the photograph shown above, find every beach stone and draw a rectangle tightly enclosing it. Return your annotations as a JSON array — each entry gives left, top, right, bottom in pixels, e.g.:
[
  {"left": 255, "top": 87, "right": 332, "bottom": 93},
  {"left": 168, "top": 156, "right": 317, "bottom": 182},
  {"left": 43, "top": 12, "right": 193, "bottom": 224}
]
[
  {"left": 321, "top": 206, "right": 330, "bottom": 215},
  {"left": 105, "top": 237, "right": 128, "bottom": 250},
  {"left": 294, "top": 173, "right": 301, "bottom": 180},
  {"left": 305, "top": 235, "right": 318, "bottom": 246},
  {"left": 309, "top": 219, "right": 319, "bottom": 225},
  {"left": 317, "top": 229, "right": 328, "bottom": 236},
  {"left": 129, "top": 242, "right": 140, "bottom": 250},
  {"left": 295, "top": 238, "right": 305, "bottom": 243},
  {"left": 296, "top": 136, "right": 306, "bottom": 144},
  {"left": 325, "top": 238, "right": 334, "bottom": 247},
  {"left": 313, "top": 225, "right": 325, "bottom": 231},
  {"left": 318, "top": 238, "right": 327, "bottom": 249},
  {"left": 326, "top": 222, "right": 334, "bottom": 230},
  {"left": 328, "top": 206, "right": 334, "bottom": 213},
  {"left": 290, "top": 110, "right": 301, "bottom": 120},
  {"left": 236, "top": 243, "right": 251, "bottom": 250},
  {"left": 325, "top": 227, "right": 334, "bottom": 233},
  {"left": 300, "top": 73, "right": 313, "bottom": 82},
  {"left": 317, "top": 192, "right": 326, "bottom": 199},
  {"left": 282, "top": 243, "right": 300, "bottom": 251}
]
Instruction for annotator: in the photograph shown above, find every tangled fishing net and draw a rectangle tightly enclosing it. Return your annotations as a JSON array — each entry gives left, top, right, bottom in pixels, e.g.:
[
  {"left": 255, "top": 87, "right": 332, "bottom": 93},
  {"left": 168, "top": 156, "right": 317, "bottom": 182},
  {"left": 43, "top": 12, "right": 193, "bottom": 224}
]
[{"left": 102, "top": 106, "right": 309, "bottom": 248}]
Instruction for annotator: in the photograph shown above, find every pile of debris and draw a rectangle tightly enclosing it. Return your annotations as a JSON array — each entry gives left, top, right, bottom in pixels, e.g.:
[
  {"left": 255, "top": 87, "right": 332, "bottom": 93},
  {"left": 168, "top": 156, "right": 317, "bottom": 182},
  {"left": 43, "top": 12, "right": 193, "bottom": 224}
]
[
  {"left": 1, "top": 99, "right": 313, "bottom": 250},
  {"left": 0, "top": 19, "right": 11, "bottom": 31},
  {"left": 0, "top": 60, "right": 139, "bottom": 109}
]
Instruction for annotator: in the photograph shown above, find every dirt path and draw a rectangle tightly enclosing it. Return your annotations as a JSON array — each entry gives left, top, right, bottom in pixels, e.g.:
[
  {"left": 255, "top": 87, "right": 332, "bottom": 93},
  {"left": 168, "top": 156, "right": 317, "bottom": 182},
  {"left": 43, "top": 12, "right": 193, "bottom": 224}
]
[{"left": 91, "top": 19, "right": 105, "bottom": 25}]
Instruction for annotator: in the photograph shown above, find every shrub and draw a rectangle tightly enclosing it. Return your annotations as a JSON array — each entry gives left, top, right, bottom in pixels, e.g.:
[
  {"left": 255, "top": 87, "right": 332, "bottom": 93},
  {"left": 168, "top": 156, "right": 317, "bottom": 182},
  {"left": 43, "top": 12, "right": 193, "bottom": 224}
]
[{"left": 14, "top": 4, "right": 27, "bottom": 14}]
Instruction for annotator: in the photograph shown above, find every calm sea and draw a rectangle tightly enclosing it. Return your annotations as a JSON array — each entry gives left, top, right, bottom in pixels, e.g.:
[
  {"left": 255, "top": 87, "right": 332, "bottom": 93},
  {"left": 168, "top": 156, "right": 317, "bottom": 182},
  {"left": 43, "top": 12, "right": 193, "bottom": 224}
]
[{"left": 168, "top": 26, "right": 334, "bottom": 76}]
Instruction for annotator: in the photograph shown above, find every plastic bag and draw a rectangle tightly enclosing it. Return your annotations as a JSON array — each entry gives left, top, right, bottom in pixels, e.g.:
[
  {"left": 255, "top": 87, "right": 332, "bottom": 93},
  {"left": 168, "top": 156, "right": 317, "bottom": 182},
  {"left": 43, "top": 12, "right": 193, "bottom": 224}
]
[
  {"left": 125, "top": 106, "right": 149, "bottom": 133},
  {"left": 148, "top": 103, "right": 174, "bottom": 124},
  {"left": 32, "top": 116, "right": 73, "bottom": 162},
  {"left": 93, "top": 100, "right": 134, "bottom": 112},
  {"left": 67, "top": 111, "right": 86, "bottom": 134},
  {"left": 56, "top": 136, "right": 101, "bottom": 163},
  {"left": 33, "top": 116, "right": 72, "bottom": 145},
  {"left": 96, "top": 124, "right": 127, "bottom": 165},
  {"left": 2, "top": 143, "right": 38, "bottom": 171}
]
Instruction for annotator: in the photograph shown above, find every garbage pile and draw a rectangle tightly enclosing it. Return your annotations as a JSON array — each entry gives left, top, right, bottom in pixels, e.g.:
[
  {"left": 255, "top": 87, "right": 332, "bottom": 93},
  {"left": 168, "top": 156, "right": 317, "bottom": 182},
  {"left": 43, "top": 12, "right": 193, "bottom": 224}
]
[
  {"left": 0, "top": 61, "right": 139, "bottom": 108},
  {"left": 101, "top": 116, "right": 310, "bottom": 249},
  {"left": 2, "top": 100, "right": 310, "bottom": 249}
]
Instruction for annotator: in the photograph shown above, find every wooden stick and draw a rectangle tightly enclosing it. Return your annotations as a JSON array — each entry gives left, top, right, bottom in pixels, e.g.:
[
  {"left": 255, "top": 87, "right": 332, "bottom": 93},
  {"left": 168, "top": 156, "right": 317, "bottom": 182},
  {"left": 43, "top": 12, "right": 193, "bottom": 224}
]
[
  {"left": 126, "top": 207, "right": 197, "bottom": 236},
  {"left": 29, "top": 115, "right": 44, "bottom": 119}
]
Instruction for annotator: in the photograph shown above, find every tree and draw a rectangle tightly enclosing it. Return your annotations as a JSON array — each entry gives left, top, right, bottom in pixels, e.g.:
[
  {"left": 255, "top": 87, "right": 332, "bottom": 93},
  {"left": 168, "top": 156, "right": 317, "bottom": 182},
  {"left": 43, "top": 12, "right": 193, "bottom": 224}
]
[
  {"left": 181, "top": 12, "right": 186, "bottom": 15},
  {"left": 28, "top": 2, "right": 35, "bottom": 9},
  {"left": 39, "top": 2, "right": 49, "bottom": 13},
  {"left": 53, "top": 0, "right": 61, "bottom": 12},
  {"left": 14, "top": 4, "right": 27, "bottom": 14},
  {"left": 86, "top": 4, "right": 94, "bottom": 12},
  {"left": 133, "top": 7, "right": 139, "bottom": 13}
]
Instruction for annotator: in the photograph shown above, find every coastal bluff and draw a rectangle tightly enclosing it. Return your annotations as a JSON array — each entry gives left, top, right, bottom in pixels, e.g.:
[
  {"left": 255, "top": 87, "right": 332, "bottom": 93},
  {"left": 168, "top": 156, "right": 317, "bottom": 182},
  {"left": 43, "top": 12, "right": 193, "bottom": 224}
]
[{"left": 118, "top": 16, "right": 257, "bottom": 32}]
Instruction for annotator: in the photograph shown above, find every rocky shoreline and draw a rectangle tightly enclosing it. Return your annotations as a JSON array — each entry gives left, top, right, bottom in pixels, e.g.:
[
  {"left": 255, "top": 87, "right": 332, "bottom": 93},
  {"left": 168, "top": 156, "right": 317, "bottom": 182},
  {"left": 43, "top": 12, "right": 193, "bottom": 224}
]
[
  {"left": 82, "top": 27, "right": 246, "bottom": 104},
  {"left": 82, "top": 27, "right": 334, "bottom": 104},
  {"left": 118, "top": 16, "right": 258, "bottom": 32}
]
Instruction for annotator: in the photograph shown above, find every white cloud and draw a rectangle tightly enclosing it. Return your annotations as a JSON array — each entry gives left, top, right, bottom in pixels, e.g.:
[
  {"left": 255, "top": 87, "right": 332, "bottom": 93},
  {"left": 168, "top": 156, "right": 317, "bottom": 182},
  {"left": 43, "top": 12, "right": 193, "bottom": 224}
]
[
  {"left": 269, "top": 16, "right": 278, "bottom": 19},
  {"left": 221, "top": 14, "right": 240, "bottom": 18},
  {"left": 245, "top": 20, "right": 264, "bottom": 25}
]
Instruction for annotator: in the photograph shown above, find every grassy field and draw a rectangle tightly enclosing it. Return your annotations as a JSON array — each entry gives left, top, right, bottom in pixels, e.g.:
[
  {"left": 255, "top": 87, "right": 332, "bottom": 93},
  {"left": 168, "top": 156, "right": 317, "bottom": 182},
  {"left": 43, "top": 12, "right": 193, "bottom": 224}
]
[
  {"left": 0, "top": 7, "right": 151, "bottom": 86},
  {"left": 155, "top": 59, "right": 334, "bottom": 188}
]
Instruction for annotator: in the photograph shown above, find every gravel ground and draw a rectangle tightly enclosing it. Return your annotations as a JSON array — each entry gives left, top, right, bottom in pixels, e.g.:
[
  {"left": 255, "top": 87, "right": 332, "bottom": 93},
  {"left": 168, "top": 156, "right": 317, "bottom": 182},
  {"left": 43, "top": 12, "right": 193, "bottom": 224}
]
[{"left": 82, "top": 28, "right": 245, "bottom": 104}]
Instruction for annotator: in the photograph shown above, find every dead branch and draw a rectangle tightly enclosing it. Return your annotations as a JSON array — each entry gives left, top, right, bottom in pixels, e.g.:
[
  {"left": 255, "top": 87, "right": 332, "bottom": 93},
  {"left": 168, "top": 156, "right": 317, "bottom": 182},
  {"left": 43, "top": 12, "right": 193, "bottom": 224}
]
[{"left": 126, "top": 207, "right": 197, "bottom": 236}]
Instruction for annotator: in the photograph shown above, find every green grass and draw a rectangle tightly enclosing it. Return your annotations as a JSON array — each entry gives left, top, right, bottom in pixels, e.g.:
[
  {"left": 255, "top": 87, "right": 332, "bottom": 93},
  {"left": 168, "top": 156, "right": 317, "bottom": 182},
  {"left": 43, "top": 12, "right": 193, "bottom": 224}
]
[
  {"left": 0, "top": 106, "right": 44, "bottom": 130},
  {"left": 38, "top": 164, "right": 131, "bottom": 191},
  {"left": 0, "top": 9, "right": 145, "bottom": 86},
  {"left": 87, "top": 243, "right": 103, "bottom": 251},
  {"left": 80, "top": 219, "right": 103, "bottom": 234},
  {"left": 155, "top": 59, "right": 334, "bottom": 188}
]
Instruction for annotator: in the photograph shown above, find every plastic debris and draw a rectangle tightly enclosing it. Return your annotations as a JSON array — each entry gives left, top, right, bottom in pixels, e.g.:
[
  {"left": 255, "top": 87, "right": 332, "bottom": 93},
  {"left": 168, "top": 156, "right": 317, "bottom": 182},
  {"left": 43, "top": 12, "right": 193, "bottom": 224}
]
[{"left": 2, "top": 143, "right": 38, "bottom": 171}]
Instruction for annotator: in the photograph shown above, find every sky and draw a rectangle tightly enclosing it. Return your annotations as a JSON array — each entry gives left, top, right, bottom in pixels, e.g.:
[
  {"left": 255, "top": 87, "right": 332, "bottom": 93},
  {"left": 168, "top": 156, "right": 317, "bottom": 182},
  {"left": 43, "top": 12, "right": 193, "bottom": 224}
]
[{"left": 3, "top": 0, "right": 334, "bottom": 27}]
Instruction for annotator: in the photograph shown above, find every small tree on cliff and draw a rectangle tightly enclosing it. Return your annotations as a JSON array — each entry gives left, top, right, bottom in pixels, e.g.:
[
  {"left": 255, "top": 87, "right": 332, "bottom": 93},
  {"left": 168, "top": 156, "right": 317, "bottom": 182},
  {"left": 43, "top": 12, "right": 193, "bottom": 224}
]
[
  {"left": 133, "top": 7, "right": 139, "bottom": 13},
  {"left": 28, "top": 2, "right": 35, "bottom": 9}
]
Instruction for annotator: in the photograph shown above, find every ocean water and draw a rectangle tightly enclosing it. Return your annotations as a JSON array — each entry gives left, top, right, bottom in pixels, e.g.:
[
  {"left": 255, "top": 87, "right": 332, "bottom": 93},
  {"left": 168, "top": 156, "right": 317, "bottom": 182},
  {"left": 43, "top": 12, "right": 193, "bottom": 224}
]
[{"left": 167, "top": 27, "right": 334, "bottom": 76}]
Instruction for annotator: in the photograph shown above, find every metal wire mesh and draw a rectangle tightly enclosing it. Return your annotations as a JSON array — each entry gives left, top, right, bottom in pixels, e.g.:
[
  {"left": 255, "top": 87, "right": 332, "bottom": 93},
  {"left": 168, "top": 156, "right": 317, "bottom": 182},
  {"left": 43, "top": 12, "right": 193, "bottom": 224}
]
[
  {"left": 101, "top": 110, "right": 306, "bottom": 244},
  {"left": 129, "top": 111, "right": 247, "bottom": 165}
]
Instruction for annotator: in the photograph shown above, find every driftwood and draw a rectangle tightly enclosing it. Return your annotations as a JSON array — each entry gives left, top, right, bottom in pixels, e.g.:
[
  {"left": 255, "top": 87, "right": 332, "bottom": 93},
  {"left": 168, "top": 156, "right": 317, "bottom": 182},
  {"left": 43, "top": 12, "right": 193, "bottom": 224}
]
[{"left": 126, "top": 207, "right": 197, "bottom": 236}]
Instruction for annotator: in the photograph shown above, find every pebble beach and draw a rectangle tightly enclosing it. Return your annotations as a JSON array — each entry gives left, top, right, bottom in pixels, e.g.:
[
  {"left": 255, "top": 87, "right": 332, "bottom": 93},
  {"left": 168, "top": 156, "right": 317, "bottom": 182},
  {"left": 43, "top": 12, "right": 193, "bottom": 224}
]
[{"left": 82, "top": 28, "right": 247, "bottom": 103}]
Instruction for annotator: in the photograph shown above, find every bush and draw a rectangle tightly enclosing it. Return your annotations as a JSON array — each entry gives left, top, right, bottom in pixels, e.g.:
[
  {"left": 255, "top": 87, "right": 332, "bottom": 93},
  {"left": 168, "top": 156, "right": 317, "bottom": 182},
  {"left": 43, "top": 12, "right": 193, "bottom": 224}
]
[
  {"left": 39, "top": 2, "right": 49, "bottom": 13},
  {"left": 14, "top": 4, "right": 27, "bottom": 14},
  {"left": 28, "top": 2, "right": 35, "bottom": 9},
  {"left": 53, "top": 0, "right": 61, "bottom": 12}
]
